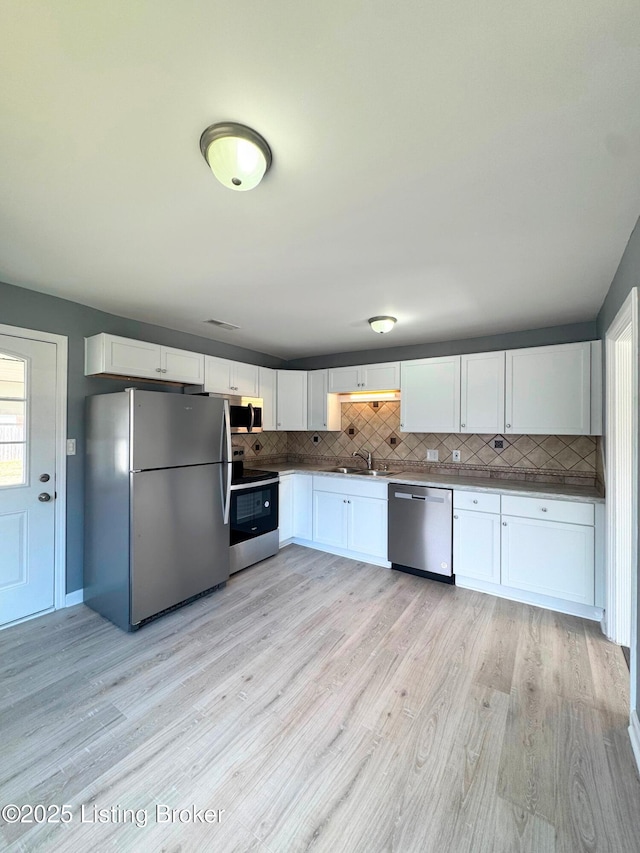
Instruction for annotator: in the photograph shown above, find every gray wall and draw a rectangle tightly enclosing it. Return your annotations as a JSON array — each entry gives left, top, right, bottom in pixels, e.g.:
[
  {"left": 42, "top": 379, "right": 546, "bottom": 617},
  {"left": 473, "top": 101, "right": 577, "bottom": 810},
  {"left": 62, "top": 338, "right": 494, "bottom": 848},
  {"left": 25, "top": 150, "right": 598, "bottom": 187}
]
[
  {"left": 595, "top": 215, "right": 640, "bottom": 739},
  {"left": 284, "top": 322, "right": 597, "bottom": 370},
  {"left": 0, "top": 280, "right": 285, "bottom": 594}
]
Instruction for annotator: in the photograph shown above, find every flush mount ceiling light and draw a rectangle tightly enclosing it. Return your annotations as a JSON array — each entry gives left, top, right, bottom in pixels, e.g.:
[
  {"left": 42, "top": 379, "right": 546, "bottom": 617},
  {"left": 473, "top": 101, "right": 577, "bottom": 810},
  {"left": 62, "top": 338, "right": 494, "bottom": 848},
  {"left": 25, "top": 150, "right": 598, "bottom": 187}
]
[
  {"left": 200, "top": 122, "right": 272, "bottom": 191},
  {"left": 368, "top": 316, "right": 397, "bottom": 334}
]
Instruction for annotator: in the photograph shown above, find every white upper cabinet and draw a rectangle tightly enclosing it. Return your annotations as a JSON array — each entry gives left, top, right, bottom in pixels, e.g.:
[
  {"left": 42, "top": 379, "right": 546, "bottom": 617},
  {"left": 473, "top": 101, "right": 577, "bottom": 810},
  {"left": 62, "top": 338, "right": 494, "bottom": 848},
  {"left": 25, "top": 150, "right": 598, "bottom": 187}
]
[
  {"left": 259, "top": 367, "right": 277, "bottom": 431},
  {"left": 276, "top": 370, "right": 308, "bottom": 431},
  {"left": 400, "top": 356, "right": 461, "bottom": 433},
  {"left": 307, "top": 369, "right": 341, "bottom": 431},
  {"left": 505, "top": 342, "right": 591, "bottom": 435},
  {"left": 460, "top": 351, "right": 505, "bottom": 434},
  {"left": 203, "top": 355, "right": 259, "bottom": 396},
  {"left": 84, "top": 333, "right": 204, "bottom": 384},
  {"left": 328, "top": 362, "right": 400, "bottom": 393}
]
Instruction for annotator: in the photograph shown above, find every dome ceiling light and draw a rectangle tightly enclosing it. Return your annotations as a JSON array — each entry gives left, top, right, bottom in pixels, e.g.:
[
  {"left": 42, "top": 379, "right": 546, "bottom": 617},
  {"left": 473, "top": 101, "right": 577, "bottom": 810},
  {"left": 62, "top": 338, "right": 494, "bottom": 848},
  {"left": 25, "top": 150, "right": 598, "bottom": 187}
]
[
  {"left": 200, "top": 122, "right": 272, "bottom": 191},
  {"left": 368, "top": 316, "right": 397, "bottom": 334}
]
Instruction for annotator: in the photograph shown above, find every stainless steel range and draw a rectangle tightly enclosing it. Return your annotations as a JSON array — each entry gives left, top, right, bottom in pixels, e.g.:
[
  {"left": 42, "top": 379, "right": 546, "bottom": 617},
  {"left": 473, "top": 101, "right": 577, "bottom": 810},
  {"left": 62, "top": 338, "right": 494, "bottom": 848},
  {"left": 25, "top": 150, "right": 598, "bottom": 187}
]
[{"left": 229, "top": 447, "right": 279, "bottom": 574}]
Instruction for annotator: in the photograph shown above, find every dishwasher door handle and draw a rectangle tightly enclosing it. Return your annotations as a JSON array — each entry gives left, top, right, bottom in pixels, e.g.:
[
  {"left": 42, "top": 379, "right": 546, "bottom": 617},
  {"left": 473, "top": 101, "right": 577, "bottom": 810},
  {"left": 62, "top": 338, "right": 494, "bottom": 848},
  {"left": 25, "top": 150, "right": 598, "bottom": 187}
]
[{"left": 394, "top": 492, "right": 445, "bottom": 503}]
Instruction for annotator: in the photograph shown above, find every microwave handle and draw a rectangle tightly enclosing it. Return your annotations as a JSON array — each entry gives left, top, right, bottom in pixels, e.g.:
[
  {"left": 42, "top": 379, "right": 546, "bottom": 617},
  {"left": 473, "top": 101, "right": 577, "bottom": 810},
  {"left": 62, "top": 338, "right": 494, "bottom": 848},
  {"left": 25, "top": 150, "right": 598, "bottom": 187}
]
[{"left": 248, "top": 402, "right": 255, "bottom": 433}]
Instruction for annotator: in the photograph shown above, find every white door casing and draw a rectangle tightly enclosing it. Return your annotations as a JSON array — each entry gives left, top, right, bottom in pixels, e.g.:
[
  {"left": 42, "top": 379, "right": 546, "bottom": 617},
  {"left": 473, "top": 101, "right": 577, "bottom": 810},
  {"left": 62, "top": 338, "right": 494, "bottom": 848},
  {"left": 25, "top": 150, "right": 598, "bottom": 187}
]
[{"left": 0, "top": 326, "right": 67, "bottom": 627}]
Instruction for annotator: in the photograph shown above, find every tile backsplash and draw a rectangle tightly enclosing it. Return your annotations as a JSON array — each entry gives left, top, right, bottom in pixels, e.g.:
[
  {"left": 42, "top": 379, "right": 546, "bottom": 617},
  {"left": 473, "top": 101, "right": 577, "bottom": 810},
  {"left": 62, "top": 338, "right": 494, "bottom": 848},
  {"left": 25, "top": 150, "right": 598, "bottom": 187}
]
[{"left": 233, "top": 401, "right": 598, "bottom": 486}]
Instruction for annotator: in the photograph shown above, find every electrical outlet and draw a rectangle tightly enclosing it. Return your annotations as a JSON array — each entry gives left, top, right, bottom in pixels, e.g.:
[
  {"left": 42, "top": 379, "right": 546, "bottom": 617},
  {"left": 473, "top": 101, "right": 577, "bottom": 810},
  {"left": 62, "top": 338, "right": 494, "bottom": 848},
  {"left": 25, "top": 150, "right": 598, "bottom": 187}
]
[
  {"left": 426, "top": 449, "right": 438, "bottom": 462},
  {"left": 452, "top": 449, "right": 461, "bottom": 462}
]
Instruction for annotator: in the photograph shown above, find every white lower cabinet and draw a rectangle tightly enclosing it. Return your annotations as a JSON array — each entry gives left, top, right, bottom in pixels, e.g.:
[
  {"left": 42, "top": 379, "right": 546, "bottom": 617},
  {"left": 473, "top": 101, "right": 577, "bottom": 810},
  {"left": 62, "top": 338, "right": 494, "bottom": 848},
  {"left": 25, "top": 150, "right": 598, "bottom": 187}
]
[
  {"left": 313, "top": 491, "right": 349, "bottom": 548},
  {"left": 279, "top": 473, "right": 320, "bottom": 545},
  {"left": 312, "top": 476, "right": 388, "bottom": 564},
  {"left": 292, "top": 473, "right": 313, "bottom": 540},
  {"left": 453, "top": 509, "right": 501, "bottom": 583},
  {"left": 279, "top": 474, "right": 293, "bottom": 545},
  {"left": 347, "top": 496, "right": 388, "bottom": 558},
  {"left": 453, "top": 489, "right": 599, "bottom": 614},
  {"left": 501, "top": 515, "right": 594, "bottom": 605}
]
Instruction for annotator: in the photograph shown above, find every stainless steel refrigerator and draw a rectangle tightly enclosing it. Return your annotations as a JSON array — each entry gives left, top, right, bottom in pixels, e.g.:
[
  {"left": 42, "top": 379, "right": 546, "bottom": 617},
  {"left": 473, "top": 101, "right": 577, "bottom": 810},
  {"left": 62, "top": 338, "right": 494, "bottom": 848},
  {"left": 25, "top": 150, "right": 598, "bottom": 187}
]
[{"left": 84, "top": 389, "right": 231, "bottom": 631}]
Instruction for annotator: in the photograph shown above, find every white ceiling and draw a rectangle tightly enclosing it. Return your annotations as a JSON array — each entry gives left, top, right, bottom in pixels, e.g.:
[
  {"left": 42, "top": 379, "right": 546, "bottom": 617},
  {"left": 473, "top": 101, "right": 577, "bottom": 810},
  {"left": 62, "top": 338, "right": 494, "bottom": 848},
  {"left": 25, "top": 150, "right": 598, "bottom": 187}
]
[{"left": 1, "top": 2, "right": 639, "bottom": 360}]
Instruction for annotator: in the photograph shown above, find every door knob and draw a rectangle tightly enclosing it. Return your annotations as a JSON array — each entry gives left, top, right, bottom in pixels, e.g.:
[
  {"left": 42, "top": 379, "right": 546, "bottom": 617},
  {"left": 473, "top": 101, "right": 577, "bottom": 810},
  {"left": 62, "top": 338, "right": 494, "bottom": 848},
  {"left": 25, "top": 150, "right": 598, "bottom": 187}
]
[
  {"left": 38, "top": 493, "right": 52, "bottom": 502},
  {"left": 39, "top": 473, "right": 50, "bottom": 483}
]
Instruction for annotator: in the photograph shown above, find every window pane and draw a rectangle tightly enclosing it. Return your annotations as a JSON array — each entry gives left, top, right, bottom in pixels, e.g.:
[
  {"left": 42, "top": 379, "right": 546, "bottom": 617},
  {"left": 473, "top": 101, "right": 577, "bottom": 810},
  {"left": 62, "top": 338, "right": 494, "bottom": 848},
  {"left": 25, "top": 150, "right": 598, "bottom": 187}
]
[
  {"left": 0, "top": 443, "right": 25, "bottom": 486},
  {"left": 0, "top": 400, "right": 26, "bottom": 442},
  {"left": 0, "top": 354, "right": 25, "bottom": 399}
]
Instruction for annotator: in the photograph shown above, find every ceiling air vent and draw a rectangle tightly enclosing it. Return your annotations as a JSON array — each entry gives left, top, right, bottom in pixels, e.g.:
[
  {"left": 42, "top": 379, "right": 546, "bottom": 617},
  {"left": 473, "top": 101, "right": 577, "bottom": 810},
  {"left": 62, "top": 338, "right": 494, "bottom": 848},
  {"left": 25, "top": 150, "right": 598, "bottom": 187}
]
[{"left": 204, "top": 318, "right": 240, "bottom": 331}]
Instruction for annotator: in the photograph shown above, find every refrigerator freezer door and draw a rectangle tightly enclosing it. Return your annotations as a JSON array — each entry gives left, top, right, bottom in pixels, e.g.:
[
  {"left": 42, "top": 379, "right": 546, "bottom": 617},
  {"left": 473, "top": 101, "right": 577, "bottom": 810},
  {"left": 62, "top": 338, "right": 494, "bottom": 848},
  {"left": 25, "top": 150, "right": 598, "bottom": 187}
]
[
  {"left": 130, "top": 390, "right": 227, "bottom": 471},
  {"left": 130, "top": 463, "right": 230, "bottom": 625}
]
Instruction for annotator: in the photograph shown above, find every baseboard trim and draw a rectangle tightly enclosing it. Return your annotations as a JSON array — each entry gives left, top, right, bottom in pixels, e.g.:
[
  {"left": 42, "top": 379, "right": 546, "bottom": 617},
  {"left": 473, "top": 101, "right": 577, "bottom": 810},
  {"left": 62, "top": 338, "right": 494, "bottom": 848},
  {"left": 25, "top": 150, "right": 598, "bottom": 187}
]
[
  {"left": 456, "top": 576, "right": 604, "bottom": 621},
  {"left": 65, "top": 590, "right": 84, "bottom": 607},
  {"left": 630, "top": 710, "right": 640, "bottom": 777}
]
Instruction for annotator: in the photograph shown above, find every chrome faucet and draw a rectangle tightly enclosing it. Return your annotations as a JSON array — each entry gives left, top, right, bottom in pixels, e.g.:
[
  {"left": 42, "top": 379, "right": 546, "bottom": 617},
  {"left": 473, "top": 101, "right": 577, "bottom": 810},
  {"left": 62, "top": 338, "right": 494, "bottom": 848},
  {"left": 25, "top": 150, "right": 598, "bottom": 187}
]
[{"left": 353, "top": 449, "right": 372, "bottom": 469}]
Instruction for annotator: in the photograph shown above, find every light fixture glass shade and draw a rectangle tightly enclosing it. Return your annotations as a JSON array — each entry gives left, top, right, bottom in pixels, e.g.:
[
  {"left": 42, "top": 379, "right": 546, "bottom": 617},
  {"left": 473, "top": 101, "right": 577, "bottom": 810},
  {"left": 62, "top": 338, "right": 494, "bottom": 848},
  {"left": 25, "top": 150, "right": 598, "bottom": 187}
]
[
  {"left": 200, "top": 123, "right": 272, "bottom": 191},
  {"left": 368, "top": 316, "right": 397, "bottom": 334}
]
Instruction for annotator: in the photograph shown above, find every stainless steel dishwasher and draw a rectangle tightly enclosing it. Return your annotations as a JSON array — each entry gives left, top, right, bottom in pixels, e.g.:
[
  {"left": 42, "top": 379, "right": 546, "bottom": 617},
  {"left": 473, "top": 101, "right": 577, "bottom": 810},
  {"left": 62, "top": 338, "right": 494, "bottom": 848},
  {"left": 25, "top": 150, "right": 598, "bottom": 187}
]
[{"left": 388, "top": 484, "right": 454, "bottom": 583}]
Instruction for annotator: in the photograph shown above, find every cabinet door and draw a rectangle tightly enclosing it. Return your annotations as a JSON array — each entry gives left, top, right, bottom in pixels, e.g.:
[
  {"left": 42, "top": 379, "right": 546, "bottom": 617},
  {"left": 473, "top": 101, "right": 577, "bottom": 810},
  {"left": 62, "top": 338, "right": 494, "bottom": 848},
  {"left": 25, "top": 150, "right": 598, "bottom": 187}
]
[
  {"left": 204, "top": 355, "right": 232, "bottom": 393},
  {"left": 293, "top": 474, "right": 313, "bottom": 540},
  {"left": 161, "top": 347, "right": 204, "bottom": 384},
  {"left": 460, "top": 352, "right": 505, "bottom": 434},
  {"left": 307, "top": 370, "right": 340, "bottom": 431},
  {"left": 400, "top": 356, "right": 461, "bottom": 433},
  {"left": 361, "top": 362, "right": 400, "bottom": 391},
  {"left": 233, "top": 362, "right": 260, "bottom": 397},
  {"left": 501, "top": 515, "right": 594, "bottom": 604},
  {"left": 453, "top": 510, "right": 501, "bottom": 582},
  {"left": 348, "top": 496, "right": 388, "bottom": 559},
  {"left": 328, "top": 366, "right": 362, "bottom": 392},
  {"left": 104, "top": 335, "right": 161, "bottom": 379},
  {"left": 307, "top": 370, "right": 328, "bottom": 430},
  {"left": 313, "top": 491, "right": 348, "bottom": 548},
  {"left": 505, "top": 342, "right": 591, "bottom": 435},
  {"left": 276, "top": 371, "right": 308, "bottom": 430},
  {"left": 279, "top": 475, "right": 293, "bottom": 544},
  {"left": 259, "top": 367, "right": 277, "bottom": 431}
]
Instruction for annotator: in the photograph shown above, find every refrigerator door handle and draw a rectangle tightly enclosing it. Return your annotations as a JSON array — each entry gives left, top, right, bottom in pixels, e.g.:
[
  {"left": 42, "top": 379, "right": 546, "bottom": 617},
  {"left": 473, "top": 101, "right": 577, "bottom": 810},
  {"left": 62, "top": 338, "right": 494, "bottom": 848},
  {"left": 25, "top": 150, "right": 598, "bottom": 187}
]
[
  {"left": 222, "top": 462, "right": 232, "bottom": 525},
  {"left": 221, "top": 399, "right": 232, "bottom": 464},
  {"left": 221, "top": 399, "right": 232, "bottom": 525}
]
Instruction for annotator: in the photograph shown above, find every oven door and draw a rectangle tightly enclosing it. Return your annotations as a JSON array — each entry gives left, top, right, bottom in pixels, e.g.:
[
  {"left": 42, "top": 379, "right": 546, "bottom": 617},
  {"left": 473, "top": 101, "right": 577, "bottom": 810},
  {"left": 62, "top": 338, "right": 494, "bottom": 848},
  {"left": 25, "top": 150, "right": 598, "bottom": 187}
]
[{"left": 230, "top": 480, "right": 278, "bottom": 545}]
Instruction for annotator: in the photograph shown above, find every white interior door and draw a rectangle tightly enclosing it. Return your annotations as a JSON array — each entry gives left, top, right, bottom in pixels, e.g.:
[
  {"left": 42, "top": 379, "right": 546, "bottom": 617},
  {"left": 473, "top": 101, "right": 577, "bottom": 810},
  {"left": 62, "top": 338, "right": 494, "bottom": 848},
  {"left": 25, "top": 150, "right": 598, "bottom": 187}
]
[{"left": 0, "top": 334, "right": 57, "bottom": 627}]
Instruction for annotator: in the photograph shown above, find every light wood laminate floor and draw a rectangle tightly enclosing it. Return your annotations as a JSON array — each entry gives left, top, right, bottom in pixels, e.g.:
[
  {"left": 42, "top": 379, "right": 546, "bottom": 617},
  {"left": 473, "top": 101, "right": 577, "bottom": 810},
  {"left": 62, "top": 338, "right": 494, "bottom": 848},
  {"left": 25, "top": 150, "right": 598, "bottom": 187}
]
[{"left": 1, "top": 545, "right": 639, "bottom": 852}]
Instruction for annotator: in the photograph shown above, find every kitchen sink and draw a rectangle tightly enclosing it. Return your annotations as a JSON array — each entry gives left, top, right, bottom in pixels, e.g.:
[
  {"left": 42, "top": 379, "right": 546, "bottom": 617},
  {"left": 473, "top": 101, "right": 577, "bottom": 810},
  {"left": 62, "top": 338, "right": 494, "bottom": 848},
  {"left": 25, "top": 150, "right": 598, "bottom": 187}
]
[
  {"left": 353, "top": 469, "right": 400, "bottom": 477},
  {"left": 326, "top": 466, "right": 361, "bottom": 474}
]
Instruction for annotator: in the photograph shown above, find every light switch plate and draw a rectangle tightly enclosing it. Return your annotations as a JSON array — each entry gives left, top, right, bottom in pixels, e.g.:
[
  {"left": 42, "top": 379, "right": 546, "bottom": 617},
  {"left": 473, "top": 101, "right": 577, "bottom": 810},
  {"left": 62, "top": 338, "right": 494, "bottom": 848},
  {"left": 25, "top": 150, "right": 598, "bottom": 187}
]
[
  {"left": 66, "top": 439, "right": 76, "bottom": 456},
  {"left": 426, "top": 449, "right": 438, "bottom": 461}
]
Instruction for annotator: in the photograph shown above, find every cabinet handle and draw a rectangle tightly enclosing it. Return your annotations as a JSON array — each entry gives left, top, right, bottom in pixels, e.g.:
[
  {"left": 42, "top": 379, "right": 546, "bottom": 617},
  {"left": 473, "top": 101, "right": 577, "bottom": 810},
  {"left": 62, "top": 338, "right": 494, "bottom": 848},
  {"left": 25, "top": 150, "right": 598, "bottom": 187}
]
[
  {"left": 506, "top": 423, "right": 511, "bottom": 428},
  {"left": 502, "top": 522, "right": 507, "bottom": 526},
  {"left": 156, "top": 368, "right": 162, "bottom": 373},
  {"left": 461, "top": 423, "right": 466, "bottom": 428},
  {"left": 472, "top": 499, "right": 478, "bottom": 504},
  {"left": 400, "top": 423, "right": 404, "bottom": 428},
  {"left": 162, "top": 369, "right": 167, "bottom": 373},
  {"left": 453, "top": 514, "right": 458, "bottom": 519},
  {"left": 540, "top": 507, "right": 547, "bottom": 512}
]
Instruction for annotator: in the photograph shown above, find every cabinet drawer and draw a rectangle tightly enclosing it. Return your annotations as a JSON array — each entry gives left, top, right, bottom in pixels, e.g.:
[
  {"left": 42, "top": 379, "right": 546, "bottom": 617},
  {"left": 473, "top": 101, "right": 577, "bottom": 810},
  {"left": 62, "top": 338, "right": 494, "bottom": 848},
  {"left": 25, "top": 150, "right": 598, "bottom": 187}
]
[
  {"left": 312, "top": 475, "right": 388, "bottom": 499},
  {"left": 501, "top": 494, "right": 594, "bottom": 526},
  {"left": 453, "top": 490, "right": 501, "bottom": 514}
]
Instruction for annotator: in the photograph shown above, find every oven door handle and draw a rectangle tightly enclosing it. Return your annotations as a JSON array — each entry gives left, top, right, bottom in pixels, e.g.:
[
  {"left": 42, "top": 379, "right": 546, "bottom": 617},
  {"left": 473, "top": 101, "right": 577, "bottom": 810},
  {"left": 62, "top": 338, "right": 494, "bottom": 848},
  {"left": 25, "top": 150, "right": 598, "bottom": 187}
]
[{"left": 230, "top": 477, "right": 280, "bottom": 491}]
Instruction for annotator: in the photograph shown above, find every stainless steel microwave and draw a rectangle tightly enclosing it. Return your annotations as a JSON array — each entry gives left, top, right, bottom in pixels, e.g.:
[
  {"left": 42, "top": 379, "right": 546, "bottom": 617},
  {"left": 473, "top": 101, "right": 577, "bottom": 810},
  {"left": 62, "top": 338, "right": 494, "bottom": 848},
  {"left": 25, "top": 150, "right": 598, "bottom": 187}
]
[{"left": 187, "top": 393, "right": 263, "bottom": 433}]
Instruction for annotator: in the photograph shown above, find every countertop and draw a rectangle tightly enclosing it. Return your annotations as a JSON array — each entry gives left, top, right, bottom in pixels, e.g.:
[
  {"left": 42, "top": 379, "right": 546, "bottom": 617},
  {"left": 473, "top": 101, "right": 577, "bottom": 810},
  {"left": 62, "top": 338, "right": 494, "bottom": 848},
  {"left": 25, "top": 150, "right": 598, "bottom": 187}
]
[{"left": 263, "top": 462, "right": 605, "bottom": 503}]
